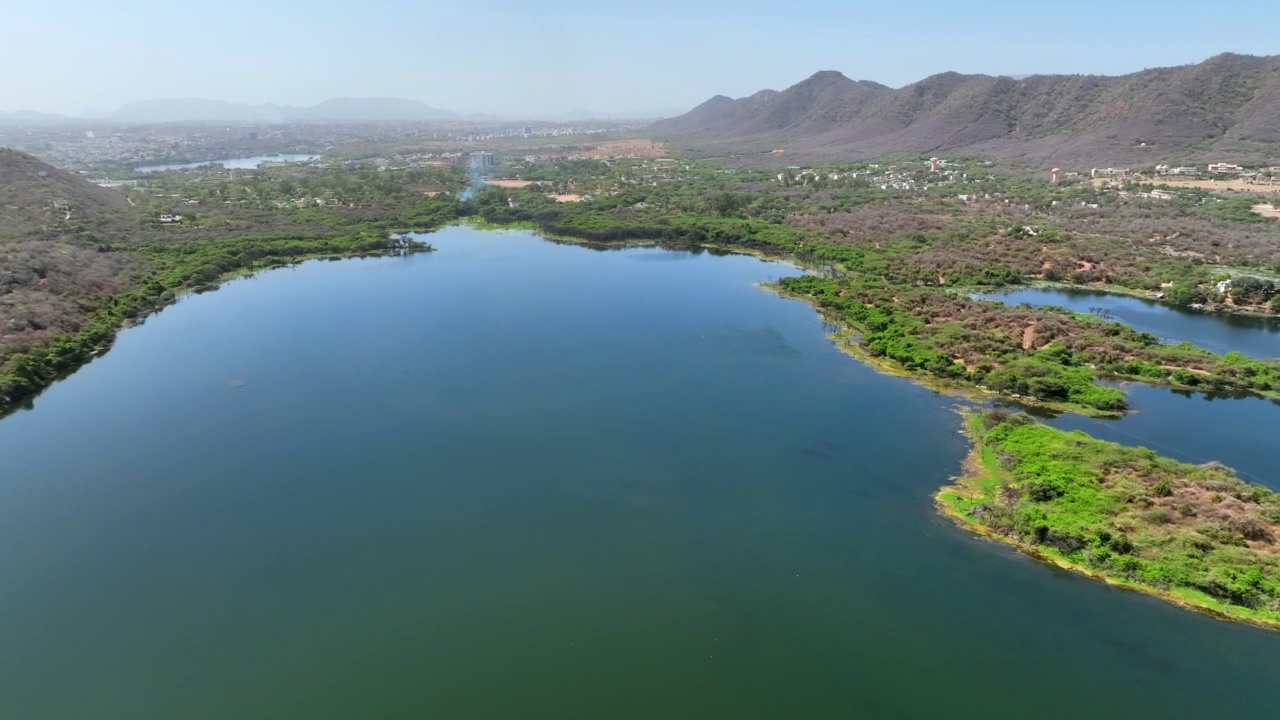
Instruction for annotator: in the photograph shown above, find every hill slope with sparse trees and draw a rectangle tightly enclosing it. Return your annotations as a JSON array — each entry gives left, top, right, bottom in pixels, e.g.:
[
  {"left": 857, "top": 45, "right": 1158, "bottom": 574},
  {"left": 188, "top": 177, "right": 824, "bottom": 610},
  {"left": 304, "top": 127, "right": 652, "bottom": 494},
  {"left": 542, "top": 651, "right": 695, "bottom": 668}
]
[{"left": 655, "top": 53, "right": 1280, "bottom": 165}]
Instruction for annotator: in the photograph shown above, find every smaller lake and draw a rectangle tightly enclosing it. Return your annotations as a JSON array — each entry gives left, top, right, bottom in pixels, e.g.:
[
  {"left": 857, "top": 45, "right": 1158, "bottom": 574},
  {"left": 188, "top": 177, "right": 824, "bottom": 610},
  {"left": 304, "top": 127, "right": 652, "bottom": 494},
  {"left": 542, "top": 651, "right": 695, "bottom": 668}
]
[
  {"left": 135, "top": 154, "right": 320, "bottom": 172},
  {"left": 975, "top": 287, "right": 1280, "bottom": 358}
]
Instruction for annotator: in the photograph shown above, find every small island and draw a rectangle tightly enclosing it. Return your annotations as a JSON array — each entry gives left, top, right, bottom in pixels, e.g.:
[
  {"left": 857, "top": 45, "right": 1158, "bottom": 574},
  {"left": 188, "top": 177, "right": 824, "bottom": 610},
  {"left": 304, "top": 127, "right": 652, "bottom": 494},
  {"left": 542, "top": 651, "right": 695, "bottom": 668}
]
[{"left": 939, "top": 409, "right": 1280, "bottom": 630}]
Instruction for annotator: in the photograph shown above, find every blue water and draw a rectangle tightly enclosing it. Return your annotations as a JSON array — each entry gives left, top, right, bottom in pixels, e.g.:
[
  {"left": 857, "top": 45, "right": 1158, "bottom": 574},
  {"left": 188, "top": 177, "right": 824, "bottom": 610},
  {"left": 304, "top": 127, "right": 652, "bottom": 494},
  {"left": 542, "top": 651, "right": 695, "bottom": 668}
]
[
  {"left": 1043, "top": 383, "right": 1280, "bottom": 488},
  {"left": 2, "top": 227, "right": 1279, "bottom": 718},
  {"left": 976, "top": 286, "right": 1280, "bottom": 358},
  {"left": 135, "top": 154, "right": 320, "bottom": 172}
]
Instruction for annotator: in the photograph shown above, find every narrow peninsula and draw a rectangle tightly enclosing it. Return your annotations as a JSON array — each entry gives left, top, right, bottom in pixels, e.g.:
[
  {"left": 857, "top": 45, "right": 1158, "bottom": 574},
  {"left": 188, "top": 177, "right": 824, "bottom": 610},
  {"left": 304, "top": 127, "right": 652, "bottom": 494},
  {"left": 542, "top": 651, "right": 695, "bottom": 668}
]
[{"left": 940, "top": 409, "right": 1280, "bottom": 630}]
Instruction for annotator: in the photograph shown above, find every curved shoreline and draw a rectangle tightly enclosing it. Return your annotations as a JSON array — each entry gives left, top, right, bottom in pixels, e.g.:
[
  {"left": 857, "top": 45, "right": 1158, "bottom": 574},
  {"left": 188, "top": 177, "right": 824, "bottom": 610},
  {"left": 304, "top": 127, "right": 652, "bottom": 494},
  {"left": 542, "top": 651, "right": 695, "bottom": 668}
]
[
  {"left": 468, "top": 216, "right": 1279, "bottom": 415},
  {"left": 936, "top": 412, "right": 1280, "bottom": 633},
  {"left": 935, "top": 495, "right": 1280, "bottom": 632},
  {"left": 965, "top": 279, "right": 1280, "bottom": 320},
  {"left": 766, "top": 286, "right": 1125, "bottom": 417},
  {"left": 0, "top": 239, "right": 434, "bottom": 419}
]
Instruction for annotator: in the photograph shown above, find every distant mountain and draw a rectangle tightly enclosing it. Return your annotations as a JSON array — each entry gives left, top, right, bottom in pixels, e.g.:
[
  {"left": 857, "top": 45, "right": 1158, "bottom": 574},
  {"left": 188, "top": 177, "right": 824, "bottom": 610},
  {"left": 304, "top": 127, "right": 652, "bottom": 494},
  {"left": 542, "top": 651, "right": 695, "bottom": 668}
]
[
  {"left": 105, "top": 97, "right": 460, "bottom": 123},
  {"left": 464, "top": 112, "right": 506, "bottom": 123},
  {"left": 107, "top": 99, "right": 276, "bottom": 123},
  {"left": 0, "top": 110, "right": 75, "bottom": 125},
  {"left": 294, "top": 97, "right": 458, "bottom": 121},
  {"left": 654, "top": 53, "right": 1280, "bottom": 164},
  {"left": 0, "top": 100, "right": 685, "bottom": 126}
]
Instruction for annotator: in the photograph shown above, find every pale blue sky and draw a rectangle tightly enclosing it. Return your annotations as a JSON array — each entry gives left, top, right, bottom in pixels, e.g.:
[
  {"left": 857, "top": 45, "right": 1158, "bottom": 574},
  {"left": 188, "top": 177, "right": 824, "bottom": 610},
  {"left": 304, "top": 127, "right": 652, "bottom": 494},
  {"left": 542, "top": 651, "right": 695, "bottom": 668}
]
[{"left": 3, "top": 0, "right": 1276, "bottom": 116}]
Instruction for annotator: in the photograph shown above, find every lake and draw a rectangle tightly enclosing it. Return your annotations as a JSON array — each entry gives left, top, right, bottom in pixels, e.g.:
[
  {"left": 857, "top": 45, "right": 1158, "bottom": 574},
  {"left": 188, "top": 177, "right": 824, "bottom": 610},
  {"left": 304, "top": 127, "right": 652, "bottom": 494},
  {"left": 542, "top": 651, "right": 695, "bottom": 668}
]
[
  {"left": 2, "top": 227, "right": 1279, "bottom": 718},
  {"left": 975, "top": 286, "right": 1280, "bottom": 358},
  {"left": 135, "top": 154, "right": 320, "bottom": 172}
]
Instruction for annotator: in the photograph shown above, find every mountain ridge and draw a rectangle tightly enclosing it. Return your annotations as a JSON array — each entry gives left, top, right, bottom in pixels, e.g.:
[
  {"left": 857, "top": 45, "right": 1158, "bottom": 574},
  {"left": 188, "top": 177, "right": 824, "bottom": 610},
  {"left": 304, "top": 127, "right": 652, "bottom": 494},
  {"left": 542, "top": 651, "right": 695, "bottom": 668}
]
[{"left": 654, "top": 53, "right": 1280, "bottom": 164}]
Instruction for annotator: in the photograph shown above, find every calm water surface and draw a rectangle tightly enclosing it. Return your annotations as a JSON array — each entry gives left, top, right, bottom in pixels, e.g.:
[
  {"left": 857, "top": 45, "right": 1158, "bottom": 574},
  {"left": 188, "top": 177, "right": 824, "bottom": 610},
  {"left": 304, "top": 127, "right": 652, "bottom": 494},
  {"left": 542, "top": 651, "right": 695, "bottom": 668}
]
[
  {"left": 2, "top": 227, "right": 1279, "bottom": 718},
  {"left": 977, "top": 286, "right": 1280, "bottom": 358},
  {"left": 135, "top": 154, "right": 320, "bottom": 172},
  {"left": 1044, "top": 384, "right": 1280, "bottom": 488}
]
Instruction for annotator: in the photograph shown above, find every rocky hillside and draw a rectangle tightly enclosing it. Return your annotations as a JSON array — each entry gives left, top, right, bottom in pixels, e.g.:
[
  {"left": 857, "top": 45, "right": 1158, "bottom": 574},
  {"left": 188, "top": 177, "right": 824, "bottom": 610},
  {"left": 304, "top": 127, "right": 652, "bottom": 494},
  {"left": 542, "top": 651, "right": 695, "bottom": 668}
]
[
  {"left": 0, "top": 148, "right": 130, "bottom": 239},
  {"left": 0, "top": 149, "right": 140, "bottom": 367},
  {"left": 655, "top": 53, "right": 1280, "bottom": 165}
]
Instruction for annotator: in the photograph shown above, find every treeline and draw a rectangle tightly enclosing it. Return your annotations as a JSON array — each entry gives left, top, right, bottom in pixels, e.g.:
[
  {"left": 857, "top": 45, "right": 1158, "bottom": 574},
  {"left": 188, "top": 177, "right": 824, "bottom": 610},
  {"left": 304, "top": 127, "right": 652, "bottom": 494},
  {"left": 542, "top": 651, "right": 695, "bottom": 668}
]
[
  {"left": 0, "top": 179, "right": 467, "bottom": 414},
  {"left": 780, "top": 274, "right": 1280, "bottom": 413},
  {"left": 0, "top": 231, "right": 432, "bottom": 411},
  {"left": 0, "top": 230, "right": 439, "bottom": 411},
  {"left": 139, "top": 165, "right": 469, "bottom": 214},
  {"left": 0, "top": 158, "right": 474, "bottom": 412},
  {"left": 470, "top": 186, "right": 810, "bottom": 255},
  {"left": 464, "top": 171, "right": 1280, "bottom": 414}
]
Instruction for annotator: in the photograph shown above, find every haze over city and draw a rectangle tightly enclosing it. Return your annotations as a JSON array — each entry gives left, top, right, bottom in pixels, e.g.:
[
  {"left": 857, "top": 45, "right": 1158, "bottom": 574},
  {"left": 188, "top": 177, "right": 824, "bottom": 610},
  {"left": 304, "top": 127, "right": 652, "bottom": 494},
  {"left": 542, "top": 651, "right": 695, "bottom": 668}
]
[{"left": 3, "top": 0, "right": 1276, "bottom": 118}]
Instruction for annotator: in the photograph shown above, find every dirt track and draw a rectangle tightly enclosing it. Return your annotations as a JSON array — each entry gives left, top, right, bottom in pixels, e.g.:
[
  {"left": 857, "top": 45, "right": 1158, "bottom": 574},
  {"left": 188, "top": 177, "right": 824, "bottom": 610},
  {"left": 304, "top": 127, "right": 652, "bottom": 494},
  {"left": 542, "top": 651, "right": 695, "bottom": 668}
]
[
  {"left": 484, "top": 179, "right": 539, "bottom": 188},
  {"left": 1154, "top": 178, "right": 1280, "bottom": 194},
  {"left": 578, "top": 139, "right": 666, "bottom": 158}
]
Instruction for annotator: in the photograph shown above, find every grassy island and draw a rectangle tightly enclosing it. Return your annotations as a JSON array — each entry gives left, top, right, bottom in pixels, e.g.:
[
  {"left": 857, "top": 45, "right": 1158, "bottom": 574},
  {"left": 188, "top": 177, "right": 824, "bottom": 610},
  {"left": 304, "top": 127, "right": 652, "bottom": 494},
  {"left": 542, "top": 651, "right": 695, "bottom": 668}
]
[{"left": 940, "top": 409, "right": 1280, "bottom": 629}]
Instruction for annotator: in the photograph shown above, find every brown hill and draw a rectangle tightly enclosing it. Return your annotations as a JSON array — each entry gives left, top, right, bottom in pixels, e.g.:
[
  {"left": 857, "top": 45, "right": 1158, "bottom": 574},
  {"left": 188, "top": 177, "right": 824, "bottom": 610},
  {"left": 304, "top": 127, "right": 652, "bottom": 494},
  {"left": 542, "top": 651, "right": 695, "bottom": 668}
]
[
  {"left": 0, "top": 149, "right": 140, "bottom": 366},
  {"left": 0, "top": 147, "right": 130, "bottom": 240},
  {"left": 655, "top": 53, "right": 1280, "bottom": 165}
]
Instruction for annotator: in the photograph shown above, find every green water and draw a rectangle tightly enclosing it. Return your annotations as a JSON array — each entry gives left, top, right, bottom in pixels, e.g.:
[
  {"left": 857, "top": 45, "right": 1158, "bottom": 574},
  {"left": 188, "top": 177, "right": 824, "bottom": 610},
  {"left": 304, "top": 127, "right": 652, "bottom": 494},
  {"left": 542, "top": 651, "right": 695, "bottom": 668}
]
[{"left": 2, "top": 227, "right": 1278, "bottom": 718}]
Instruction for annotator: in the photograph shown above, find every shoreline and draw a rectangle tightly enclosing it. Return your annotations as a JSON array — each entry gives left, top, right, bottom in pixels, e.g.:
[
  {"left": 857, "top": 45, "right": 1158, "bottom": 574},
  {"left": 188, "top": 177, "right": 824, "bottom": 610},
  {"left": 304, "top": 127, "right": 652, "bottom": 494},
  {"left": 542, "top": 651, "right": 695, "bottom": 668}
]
[
  {"left": 966, "top": 279, "right": 1280, "bottom": 320},
  {"left": 766, "top": 286, "right": 1125, "bottom": 418},
  {"left": 774, "top": 283, "right": 1280, "bottom": 409},
  {"left": 469, "top": 216, "right": 1275, "bottom": 415},
  {"left": 936, "top": 412, "right": 1280, "bottom": 633},
  {"left": 0, "top": 239, "right": 434, "bottom": 420}
]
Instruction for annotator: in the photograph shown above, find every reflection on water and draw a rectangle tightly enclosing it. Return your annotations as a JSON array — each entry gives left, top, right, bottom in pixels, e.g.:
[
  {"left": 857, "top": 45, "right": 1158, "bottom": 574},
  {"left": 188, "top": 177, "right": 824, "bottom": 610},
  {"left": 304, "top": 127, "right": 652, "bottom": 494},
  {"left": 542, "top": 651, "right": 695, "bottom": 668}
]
[{"left": 135, "top": 154, "right": 320, "bottom": 172}]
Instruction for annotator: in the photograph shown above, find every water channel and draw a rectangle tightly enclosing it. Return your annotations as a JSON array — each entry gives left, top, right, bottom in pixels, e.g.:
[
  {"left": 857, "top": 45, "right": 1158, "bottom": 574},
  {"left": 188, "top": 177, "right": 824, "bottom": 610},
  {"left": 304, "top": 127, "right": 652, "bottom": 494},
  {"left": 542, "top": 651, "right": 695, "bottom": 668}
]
[{"left": 975, "top": 286, "right": 1280, "bottom": 358}]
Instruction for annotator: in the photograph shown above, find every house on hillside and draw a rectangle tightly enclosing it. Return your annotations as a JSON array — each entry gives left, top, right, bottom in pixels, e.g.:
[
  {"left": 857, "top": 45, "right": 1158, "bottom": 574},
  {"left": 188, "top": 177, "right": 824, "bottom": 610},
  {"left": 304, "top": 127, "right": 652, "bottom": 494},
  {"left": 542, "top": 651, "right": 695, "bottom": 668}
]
[
  {"left": 1208, "top": 163, "right": 1245, "bottom": 174},
  {"left": 1155, "top": 165, "right": 1199, "bottom": 176}
]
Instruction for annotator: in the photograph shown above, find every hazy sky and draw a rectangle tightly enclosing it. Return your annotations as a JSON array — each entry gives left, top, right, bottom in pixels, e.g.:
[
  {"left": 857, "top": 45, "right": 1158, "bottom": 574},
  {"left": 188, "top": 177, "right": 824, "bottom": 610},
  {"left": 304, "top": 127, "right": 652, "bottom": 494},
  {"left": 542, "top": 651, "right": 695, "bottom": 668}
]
[{"left": 3, "top": 0, "right": 1276, "bottom": 116}]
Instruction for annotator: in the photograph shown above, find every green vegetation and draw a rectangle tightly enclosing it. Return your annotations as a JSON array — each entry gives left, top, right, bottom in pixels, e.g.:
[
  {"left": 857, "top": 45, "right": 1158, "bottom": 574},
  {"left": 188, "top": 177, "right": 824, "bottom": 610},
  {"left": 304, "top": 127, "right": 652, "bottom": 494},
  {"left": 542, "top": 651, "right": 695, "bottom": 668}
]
[
  {"left": 8, "top": 146, "right": 1280, "bottom": 420},
  {"left": 484, "top": 154, "right": 1280, "bottom": 309},
  {"left": 0, "top": 232, "right": 435, "bottom": 412},
  {"left": 778, "top": 275, "right": 1280, "bottom": 413},
  {"left": 0, "top": 149, "right": 468, "bottom": 412},
  {"left": 940, "top": 410, "right": 1280, "bottom": 629},
  {"left": 465, "top": 157, "right": 1280, "bottom": 414},
  {"left": 9, "top": 138, "right": 1280, "bottom": 631}
]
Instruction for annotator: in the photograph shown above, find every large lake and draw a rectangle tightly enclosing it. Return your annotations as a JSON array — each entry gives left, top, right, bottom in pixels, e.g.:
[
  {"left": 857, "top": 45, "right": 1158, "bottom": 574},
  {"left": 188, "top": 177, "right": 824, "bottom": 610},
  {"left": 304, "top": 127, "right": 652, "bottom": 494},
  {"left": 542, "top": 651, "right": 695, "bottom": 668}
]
[
  {"left": 3, "top": 227, "right": 1279, "bottom": 718},
  {"left": 135, "top": 154, "right": 320, "bottom": 172}
]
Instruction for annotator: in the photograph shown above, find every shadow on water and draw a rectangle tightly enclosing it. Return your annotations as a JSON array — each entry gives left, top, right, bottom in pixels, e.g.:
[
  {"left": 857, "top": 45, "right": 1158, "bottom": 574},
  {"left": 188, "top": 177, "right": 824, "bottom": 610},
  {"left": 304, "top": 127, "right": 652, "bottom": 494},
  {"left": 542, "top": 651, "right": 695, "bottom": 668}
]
[{"left": 711, "top": 326, "right": 801, "bottom": 357}]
